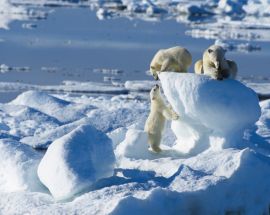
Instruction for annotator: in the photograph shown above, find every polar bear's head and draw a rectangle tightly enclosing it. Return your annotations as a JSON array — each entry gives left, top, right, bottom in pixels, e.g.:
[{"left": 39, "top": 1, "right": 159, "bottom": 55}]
[
  {"left": 150, "top": 67, "right": 159, "bottom": 80},
  {"left": 150, "top": 84, "right": 161, "bottom": 101},
  {"left": 207, "top": 45, "right": 226, "bottom": 69}
]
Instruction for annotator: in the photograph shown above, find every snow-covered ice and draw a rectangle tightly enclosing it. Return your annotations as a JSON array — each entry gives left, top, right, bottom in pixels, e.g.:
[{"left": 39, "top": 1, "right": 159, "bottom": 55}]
[
  {"left": 115, "top": 129, "right": 149, "bottom": 159},
  {"left": 38, "top": 124, "right": 116, "bottom": 201},
  {"left": 10, "top": 90, "right": 91, "bottom": 123},
  {"left": 0, "top": 139, "right": 43, "bottom": 192},
  {"left": 2, "top": 0, "right": 270, "bottom": 52},
  {"left": 0, "top": 73, "right": 270, "bottom": 214},
  {"left": 159, "top": 73, "right": 261, "bottom": 154}
]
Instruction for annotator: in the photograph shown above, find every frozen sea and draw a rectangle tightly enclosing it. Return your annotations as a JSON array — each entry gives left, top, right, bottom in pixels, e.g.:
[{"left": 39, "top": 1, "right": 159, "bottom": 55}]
[
  {"left": 0, "top": 0, "right": 269, "bottom": 102},
  {"left": 1, "top": 1, "right": 270, "bottom": 215}
]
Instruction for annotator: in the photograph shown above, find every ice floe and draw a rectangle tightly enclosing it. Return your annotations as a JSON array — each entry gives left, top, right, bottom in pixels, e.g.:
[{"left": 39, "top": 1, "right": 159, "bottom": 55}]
[
  {"left": 0, "top": 73, "right": 270, "bottom": 214},
  {"left": 38, "top": 124, "right": 115, "bottom": 200},
  {"left": 0, "top": 139, "right": 43, "bottom": 192},
  {"left": 2, "top": 0, "right": 270, "bottom": 51}
]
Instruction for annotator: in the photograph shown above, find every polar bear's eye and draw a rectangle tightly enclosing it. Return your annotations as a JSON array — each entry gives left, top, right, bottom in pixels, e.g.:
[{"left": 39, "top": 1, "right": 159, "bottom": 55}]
[{"left": 208, "top": 49, "right": 213, "bottom": 54}]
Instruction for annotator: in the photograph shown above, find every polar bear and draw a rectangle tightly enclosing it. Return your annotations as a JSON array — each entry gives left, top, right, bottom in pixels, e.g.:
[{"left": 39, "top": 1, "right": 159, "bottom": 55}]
[
  {"left": 150, "top": 46, "right": 192, "bottom": 80},
  {"left": 194, "top": 45, "right": 238, "bottom": 80},
  {"left": 144, "top": 84, "right": 179, "bottom": 152}
]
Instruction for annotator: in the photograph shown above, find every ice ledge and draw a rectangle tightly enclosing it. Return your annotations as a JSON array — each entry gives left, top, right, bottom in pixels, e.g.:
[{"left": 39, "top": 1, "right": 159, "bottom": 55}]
[{"left": 159, "top": 73, "right": 261, "bottom": 154}]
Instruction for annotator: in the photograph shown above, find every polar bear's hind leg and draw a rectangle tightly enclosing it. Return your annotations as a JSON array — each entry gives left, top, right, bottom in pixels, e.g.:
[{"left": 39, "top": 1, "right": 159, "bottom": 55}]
[{"left": 148, "top": 133, "right": 162, "bottom": 153}]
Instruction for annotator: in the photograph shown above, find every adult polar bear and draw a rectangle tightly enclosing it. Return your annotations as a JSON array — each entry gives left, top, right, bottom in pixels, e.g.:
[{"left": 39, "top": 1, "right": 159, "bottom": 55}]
[
  {"left": 150, "top": 46, "right": 192, "bottom": 80},
  {"left": 144, "top": 84, "right": 179, "bottom": 152},
  {"left": 195, "top": 45, "right": 238, "bottom": 80}
]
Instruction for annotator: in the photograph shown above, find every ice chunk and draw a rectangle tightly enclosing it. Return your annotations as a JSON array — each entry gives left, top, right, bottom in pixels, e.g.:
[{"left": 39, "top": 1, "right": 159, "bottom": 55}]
[
  {"left": 124, "top": 80, "right": 156, "bottom": 92},
  {"left": 0, "top": 139, "right": 43, "bottom": 192},
  {"left": 111, "top": 148, "right": 270, "bottom": 215},
  {"left": 107, "top": 127, "right": 127, "bottom": 149},
  {"left": 115, "top": 129, "right": 149, "bottom": 159},
  {"left": 115, "top": 128, "right": 178, "bottom": 160},
  {"left": 159, "top": 73, "right": 261, "bottom": 154},
  {"left": 10, "top": 91, "right": 93, "bottom": 123},
  {"left": 37, "top": 124, "right": 116, "bottom": 200},
  {"left": 20, "top": 117, "right": 92, "bottom": 149}
]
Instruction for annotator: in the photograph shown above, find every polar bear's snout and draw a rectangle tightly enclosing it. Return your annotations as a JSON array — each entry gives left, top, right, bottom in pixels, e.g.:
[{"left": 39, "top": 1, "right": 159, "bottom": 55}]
[
  {"left": 215, "top": 62, "right": 220, "bottom": 70},
  {"left": 154, "top": 84, "right": 159, "bottom": 90}
]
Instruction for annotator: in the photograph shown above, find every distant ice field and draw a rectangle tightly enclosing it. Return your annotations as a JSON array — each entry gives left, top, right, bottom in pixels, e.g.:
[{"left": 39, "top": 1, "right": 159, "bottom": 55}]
[{"left": 0, "top": 0, "right": 269, "bottom": 88}]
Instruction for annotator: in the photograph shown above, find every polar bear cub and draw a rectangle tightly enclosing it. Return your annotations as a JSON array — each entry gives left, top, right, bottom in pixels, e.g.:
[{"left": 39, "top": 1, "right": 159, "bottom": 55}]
[
  {"left": 194, "top": 45, "right": 237, "bottom": 80},
  {"left": 144, "top": 84, "right": 179, "bottom": 152},
  {"left": 150, "top": 46, "right": 192, "bottom": 80}
]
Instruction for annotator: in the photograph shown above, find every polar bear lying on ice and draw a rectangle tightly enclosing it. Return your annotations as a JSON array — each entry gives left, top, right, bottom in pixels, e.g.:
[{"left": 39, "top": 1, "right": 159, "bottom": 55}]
[
  {"left": 194, "top": 45, "right": 238, "bottom": 80},
  {"left": 150, "top": 46, "right": 192, "bottom": 80}
]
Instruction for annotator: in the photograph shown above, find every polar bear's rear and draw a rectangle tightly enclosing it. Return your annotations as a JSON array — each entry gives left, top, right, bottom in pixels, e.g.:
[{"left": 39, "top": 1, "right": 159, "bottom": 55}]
[{"left": 150, "top": 46, "right": 192, "bottom": 80}]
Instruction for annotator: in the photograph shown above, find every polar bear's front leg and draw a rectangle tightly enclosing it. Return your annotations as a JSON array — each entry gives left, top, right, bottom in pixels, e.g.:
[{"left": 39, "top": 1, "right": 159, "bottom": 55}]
[
  {"left": 162, "top": 106, "right": 179, "bottom": 120},
  {"left": 204, "top": 66, "right": 222, "bottom": 80},
  {"left": 160, "top": 58, "right": 173, "bottom": 72}
]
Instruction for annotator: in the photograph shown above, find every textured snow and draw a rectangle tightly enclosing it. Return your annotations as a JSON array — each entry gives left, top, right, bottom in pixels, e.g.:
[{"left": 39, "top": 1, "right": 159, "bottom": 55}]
[
  {"left": 159, "top": 73, "right": 261, "bottom": 154},
  {"left": 115, "top": 129, "right": 149, "bottom": 159},
  {"left": 0, "top": 75, "right": 270, "bottom": 214},
  {"left": 0, "top": 139, "right": 43, "bottom": 192},
  {"left": 38, "top": 124, "right": 116, "bottom": 201}
]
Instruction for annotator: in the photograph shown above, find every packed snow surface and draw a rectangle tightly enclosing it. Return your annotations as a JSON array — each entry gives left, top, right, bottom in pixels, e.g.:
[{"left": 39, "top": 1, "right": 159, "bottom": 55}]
[
  {"left": 159, "top": 73, "right": 261, "bottom": 154},
  {"left": 38, "top": 124, "right": 115, "bottom": 200},
  {"left": 0, "top": 73, "right": 270, "bottom": 214},
  {"left": 0, "top": 139, "right": 43, "bottom": 192}
]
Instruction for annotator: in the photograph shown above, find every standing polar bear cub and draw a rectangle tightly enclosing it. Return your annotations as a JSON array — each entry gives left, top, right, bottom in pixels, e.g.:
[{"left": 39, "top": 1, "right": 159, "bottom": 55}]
[
  {"left": 150, "top": 46, "right": 192, "bottom": 80},
  {"left": 144, "top": 84, "right": 179, "bottom": 152},
  {"left": 194, "top": 45, "right": 238, "bottom": 80}
]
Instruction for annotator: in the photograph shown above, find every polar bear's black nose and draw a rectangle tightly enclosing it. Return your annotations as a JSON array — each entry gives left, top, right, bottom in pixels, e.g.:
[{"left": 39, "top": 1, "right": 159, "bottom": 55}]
[{"left": 155, "top": 84, "right": 159, "bottom": 88}]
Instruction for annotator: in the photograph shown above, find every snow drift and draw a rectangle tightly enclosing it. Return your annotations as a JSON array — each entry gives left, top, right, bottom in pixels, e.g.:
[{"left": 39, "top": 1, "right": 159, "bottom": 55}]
[
  {"left": 0, "top": 75, "right": 270, "bottom": 214},
  {"left": 37, "top": 124, "right": 116, "bottom": 200},
  {"left": 11, "top": 90, "right": 92, "bottom": 123},
  {"left": 159, "top": 73, "right": 261, "bottom": 154},
  {"left": 0, "top": 139, "right": 43, "bottom": 192}
]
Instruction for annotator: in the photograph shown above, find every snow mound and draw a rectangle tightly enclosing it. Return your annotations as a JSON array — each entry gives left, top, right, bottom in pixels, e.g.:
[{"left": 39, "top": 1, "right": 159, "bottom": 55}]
[
  {"left": 159, "top": 73, "right": 261, "bottom": 154},
  {"left": 0, "top": 139, "right": 43, "bottom": 192},
  {"left": 111, "top": 148, "right": 270, "bottom": 215},
  {"left": 20, "top": 117, "right": 92, "bottom": 149},
  {"left": 115, "top": 128, "right": 179, "bottom": 160},
  {"left": 10, "top": 91, "right": 91, "bottom": 123},
  {"left": 37, "top": 124, "right": 116, "bottom": 200},
  {"left": 115, "top": 129, "right": 149, "bottom": 159},
  {"left": 107, "top": 127, "right": 127, "bottom": 149}
]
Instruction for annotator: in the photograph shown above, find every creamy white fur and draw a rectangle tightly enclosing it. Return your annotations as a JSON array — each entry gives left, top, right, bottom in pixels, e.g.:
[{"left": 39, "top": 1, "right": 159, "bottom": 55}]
[
  {"left": 194, "top": 45, "right": 237, "bottom": 80},
  {"left": 150, "top": 46, "right": 192, "bottom": 80},
  {"left": 144, "top": 85, "right": 179, "bottom": 152}
]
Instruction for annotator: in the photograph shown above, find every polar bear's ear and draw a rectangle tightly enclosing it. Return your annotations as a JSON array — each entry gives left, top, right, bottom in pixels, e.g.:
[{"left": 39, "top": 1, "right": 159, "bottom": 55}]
[{"left": 208, "top": 49, "right": 213, "bottom": 54}]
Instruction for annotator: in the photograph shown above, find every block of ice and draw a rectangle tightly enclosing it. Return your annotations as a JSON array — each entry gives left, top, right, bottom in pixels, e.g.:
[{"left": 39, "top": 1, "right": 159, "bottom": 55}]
[
  {"left": 115, "top": 129, "right": 149, "bottom": 159},
  {"left": 159, "top": 73, "right": 261, "bottom": 154},
  {"left": 37, "top": 124, "right": 116, "bottom": 200},
  {"left": 10, "top": 91, "right": 92, "bottom": 123},
  {"left": 0, "top": 139, "right": 43, "bottom": 192}
]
